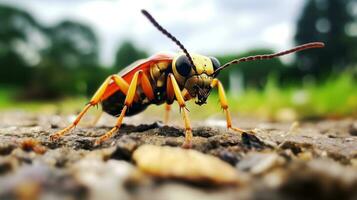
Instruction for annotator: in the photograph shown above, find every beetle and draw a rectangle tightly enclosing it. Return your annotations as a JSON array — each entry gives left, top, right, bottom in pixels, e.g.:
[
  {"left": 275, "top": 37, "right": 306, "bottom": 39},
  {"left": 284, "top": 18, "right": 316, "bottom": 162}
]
[{"left": 50, "top": 10, "right": 324, "bottom": 148}]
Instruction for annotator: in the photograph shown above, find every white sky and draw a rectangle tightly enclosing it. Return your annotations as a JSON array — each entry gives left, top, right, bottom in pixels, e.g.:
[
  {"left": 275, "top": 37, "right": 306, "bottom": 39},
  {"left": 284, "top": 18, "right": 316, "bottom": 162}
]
[{"left": 0, "top": 0, "right": 306, "bottom": 65}]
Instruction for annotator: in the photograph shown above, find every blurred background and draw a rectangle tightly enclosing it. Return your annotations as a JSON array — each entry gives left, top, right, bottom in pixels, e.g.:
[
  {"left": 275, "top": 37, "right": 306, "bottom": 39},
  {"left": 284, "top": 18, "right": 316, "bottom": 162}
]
[{"left": 0, "top": 0, "right": 356, "bottom": 121}]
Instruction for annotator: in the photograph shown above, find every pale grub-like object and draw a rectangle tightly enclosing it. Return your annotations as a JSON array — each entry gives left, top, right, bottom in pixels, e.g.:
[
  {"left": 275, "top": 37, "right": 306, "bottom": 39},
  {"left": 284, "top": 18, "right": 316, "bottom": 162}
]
[{"left": 133, "top": 145, "right": 241, "bottom": 185}]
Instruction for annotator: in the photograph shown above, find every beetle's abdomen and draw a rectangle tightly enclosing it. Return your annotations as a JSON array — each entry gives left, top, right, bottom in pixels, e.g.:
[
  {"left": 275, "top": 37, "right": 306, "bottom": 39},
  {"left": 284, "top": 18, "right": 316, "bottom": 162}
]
[
  {"left": 101, "top": 60, "right": 171, "bottom": 117},
  {"left": 101, "top": 91, "right": 149, "bottom": 116}
]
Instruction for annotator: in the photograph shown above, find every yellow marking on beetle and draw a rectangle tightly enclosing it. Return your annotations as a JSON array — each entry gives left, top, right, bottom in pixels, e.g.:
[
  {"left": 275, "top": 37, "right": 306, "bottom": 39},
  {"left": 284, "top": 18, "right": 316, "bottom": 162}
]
[{"left": 191, "top": 54, "right": 214, "bottom": 75}]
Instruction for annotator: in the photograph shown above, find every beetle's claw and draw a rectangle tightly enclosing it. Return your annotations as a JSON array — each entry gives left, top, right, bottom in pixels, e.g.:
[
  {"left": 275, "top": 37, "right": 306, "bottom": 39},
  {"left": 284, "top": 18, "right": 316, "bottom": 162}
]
[
  {"left": 93, "top": 139, "right": 102, "bottom": 147},
  {"left": 49, "top": 125, "right": 75, "bottom": 142},
  {"left": 49, "top": 133, "right": 61, "bottom": 141}
]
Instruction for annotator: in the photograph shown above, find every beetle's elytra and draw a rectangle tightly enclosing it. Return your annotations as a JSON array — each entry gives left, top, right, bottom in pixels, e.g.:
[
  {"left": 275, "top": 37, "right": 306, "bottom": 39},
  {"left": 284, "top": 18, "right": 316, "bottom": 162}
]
[{"left": 50, "top": 9, "right": 324, "bottom": 148}]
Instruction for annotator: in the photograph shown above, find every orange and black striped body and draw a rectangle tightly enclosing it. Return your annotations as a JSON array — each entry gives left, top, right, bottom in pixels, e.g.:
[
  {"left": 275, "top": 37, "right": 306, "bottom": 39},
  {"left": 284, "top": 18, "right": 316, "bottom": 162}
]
[{"left": 101, "top": 53, "right": 175, "bottom": 116}]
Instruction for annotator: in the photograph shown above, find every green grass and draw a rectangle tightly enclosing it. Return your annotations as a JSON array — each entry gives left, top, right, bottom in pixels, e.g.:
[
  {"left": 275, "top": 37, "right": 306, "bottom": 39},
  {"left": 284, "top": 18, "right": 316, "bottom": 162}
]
[
  {"left": 0, "top": 88, "right": 88, "bottom": 114},
  {"left": 228, "top": 72, "right": 357, "bottom": 120},
  {"left": 0, "top": 87, "right": 14, "bottom": 108},
  {"left": 0, "top": 72, "right": 356, "bottom": 121}
]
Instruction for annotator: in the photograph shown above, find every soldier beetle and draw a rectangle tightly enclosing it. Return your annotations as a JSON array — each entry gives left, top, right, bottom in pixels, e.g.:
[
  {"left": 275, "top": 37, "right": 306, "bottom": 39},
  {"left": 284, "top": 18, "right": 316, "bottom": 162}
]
[{"left": 50, "top": 10, "right": 324, "bottom": 148}]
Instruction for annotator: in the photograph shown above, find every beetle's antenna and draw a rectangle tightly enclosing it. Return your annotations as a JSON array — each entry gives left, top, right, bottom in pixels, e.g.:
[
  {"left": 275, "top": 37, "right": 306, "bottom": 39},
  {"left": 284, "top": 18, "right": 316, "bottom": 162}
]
[
  {"left": 141, "top": 9, "right": 195, "bottom": 68},
  {"left": 214, "top": 42, "right": 325, "bottom": 75}
]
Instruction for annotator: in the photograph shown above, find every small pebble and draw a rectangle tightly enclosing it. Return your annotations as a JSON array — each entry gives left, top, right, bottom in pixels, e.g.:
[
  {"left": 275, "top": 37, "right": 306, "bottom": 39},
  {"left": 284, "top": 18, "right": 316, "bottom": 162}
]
[{"left": 237, "top": 152, "right": 285, "bottom": 175}]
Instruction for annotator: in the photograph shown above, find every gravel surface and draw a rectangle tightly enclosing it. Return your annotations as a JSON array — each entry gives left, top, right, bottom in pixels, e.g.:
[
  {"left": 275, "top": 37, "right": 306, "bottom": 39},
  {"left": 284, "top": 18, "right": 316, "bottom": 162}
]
[{"left": 0, "top": 111, "right": 356, "bottom": 200}]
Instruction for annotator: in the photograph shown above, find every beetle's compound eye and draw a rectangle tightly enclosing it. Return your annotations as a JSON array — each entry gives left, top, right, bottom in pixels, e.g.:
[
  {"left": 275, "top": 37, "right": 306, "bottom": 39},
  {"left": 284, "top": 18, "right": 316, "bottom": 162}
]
[
  {"left": 210, "top": 57, "right": 221, "bottom": 71},
  {"left": 175, "top": 55, "right": 193, "bottom": 77}
]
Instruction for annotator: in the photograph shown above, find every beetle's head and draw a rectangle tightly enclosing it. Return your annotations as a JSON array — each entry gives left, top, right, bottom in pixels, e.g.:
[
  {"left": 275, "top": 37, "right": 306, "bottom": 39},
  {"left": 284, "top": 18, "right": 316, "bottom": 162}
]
[{"left": 173, "top": 53, "right": 220, "bottom": 105}]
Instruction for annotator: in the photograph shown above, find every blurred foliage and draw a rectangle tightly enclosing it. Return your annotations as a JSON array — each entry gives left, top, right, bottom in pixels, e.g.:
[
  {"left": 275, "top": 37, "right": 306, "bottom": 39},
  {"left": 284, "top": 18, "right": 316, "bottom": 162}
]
[
  {"left": 295, "top": 0, "right": 357, "bottom": 78},
  {"left": 45, "top": 20, "right": 99, "bottom": 69},
  {"left": 0, "top": 1, "right": 356, "bottom": 119},
  {"left": 29, "top": 20, "right": 104, "bottom": 99},
  {"left": 114, "top": 40, "right": 148, "bottom": 72},
  {"left": 0, "top": 4, "right": 110, "bottom": 99},
  {"left": 0, "top": 5, "right": 42, "bottom": 86}
]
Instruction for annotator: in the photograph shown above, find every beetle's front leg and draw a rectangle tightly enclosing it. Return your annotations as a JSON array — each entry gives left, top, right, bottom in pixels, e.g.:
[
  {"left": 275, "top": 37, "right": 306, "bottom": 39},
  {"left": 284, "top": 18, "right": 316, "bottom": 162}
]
[
  {"left": 211, "top": 79, "right": 253, "bottom": 134},
  {"left": 163, "top": 89, "right": 191, "bottom": 125},
  {"left": 167, "top": 74, "right": 193, "bottom": 148}
]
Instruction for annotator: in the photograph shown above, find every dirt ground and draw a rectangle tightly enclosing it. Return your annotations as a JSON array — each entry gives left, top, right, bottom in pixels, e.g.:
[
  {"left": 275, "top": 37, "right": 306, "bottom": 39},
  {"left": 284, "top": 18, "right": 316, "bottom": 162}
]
[{"left": 0, "top": 111, "right": 356, "bottom": 200}]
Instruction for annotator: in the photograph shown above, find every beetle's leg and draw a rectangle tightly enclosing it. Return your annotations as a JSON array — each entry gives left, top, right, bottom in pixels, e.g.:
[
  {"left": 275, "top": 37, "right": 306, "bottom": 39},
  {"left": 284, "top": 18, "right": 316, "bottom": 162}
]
[
  {"left": 140, "top": 71, "right": 155, "bottom": 101},
  {"left": 94, "top": 71, "right": 155, "bottom": 145},
  {"left": 163, "top": 90, "right": 191, "bottom": 125},
  {"left": 167, "top": 74, "right": 193, "bottom": 148},
  {"left": 50, "top": 75, "right": 131, "bottom": 141},
  {"left": 211, "top": 79, "right": 250, "bottom": 133},
  {"left": 181, "top": 89, "right": 192, "bottom": 101},
  {"left": 164, "top": 103, "right": 171, "bottom": 125}
]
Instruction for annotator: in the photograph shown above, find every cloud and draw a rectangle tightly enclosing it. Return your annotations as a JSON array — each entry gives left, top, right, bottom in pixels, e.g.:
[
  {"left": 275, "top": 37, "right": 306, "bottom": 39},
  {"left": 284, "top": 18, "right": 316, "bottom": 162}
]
[{"left": 0, "top": 0, "right": 305, "bottom": 65}]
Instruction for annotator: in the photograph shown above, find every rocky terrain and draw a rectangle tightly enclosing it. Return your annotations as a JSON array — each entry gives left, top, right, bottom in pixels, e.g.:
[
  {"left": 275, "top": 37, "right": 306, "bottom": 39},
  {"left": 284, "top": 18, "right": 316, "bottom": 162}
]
[{"left": 0, "top": 112, "right": 356, "bottom": 200}]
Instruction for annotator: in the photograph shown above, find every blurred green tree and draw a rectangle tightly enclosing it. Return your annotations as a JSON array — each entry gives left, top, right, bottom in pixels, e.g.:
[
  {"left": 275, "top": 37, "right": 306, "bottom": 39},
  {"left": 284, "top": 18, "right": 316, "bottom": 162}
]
[
  {"left": 0, "top": 5, "right": 104, "bottom": 99},
  {"left": 29, "top": 20, "right": 101, "bottom": 98},
  {"left": 44, "top": 20, "right": 99, "bottom": 69},
  {"left": 295, "top": 0, "right": 357, "bottom": 78},
  {"left": 0, "top": 5, "right": 44, "bottom": 86},
  {"left": 114, "top": 40, "right": 148, "bottom": 71}
]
